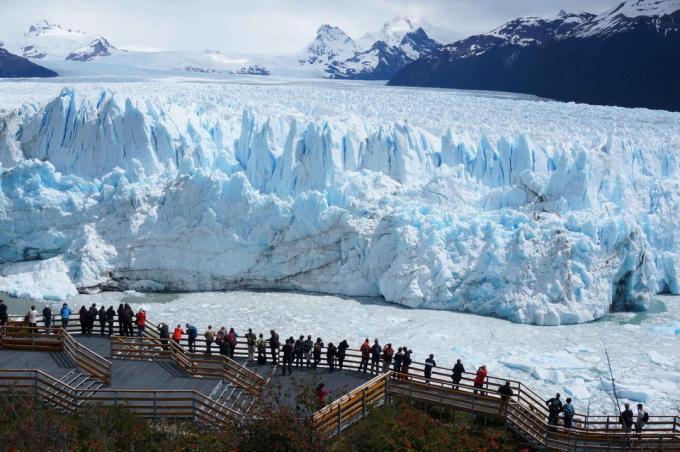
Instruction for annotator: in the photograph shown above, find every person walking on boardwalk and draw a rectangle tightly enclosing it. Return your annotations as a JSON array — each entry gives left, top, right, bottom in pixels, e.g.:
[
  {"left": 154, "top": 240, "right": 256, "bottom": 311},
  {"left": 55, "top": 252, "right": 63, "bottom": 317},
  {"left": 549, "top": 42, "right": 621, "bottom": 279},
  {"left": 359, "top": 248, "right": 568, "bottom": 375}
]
[
  {"left": 78, "top": 306, "right": 87, "bottom": 334},
  {"left": 281, "top": 337, "right": 294, "bottom": 376},
  {"left": 546, "top": 393, "right": 563, "bottom": 426},
  {"left": 620, "top": 403, "right": 634, "bottom": 433},
  {"left": 401, "top": 349, "right": 413, "bottom": 380},
  {"left": 359, "top": 338, "right": 371, "bottom": 373},
  {"left": 60, "top": 303, "right": 71, "bottom": 330},
  {"left": 0, "top": 299, "right": 8, "bottom": 330},
  {"left": 245, "top": 328, "right": 256, "bottom": 363},
  {"left": 27, "top": 305, "right": 38, "bottom": 328},
  {"left": 294, "top": 335, "right": 305, "bottom": 367},
  {"left": 269, "top": 330, "right": 280, "bottom": 364},
  {"left": 186, "top": 323, "right": 198, "bottom": 352},
  {"left": 42, "top": 305, "right": 52, "bottom": 332},
  {"left": 370, "top": 339, "right": 382, "bottom": 374},
  {"left": 312, "top": 337, "right": 324, "bottom": 369},
  {"left": 635, "top": 403, "right": 648, "bottom": 438},
  {"left": 337, "top": 339, "right": 349, "bottom": 370},
  {"left": 424, "top": 354, "right": 436, "bottom": 383},
  {"left": 106, "top": 306, "right": 115, "bottom": 336},
  {"left": 226, "top": 328, "right": 237, "bottom": 358},
  {"left": 474, "top": 365, "right": 488, "bottom": 395},
  {"left": 497, "top": 381, "right": 514, "bottom": 416},
  {"left": 563, "top": 397, "right": 575, "bottom": 428},
  {"left": 303, "top": 335, "right": 313, "bottom": 368},
  {"left": 381, "top": 343, "right": 394, "bottom": 373},
  {"left": 256, "top": 333, "right": 267, "bottom": 364},
  {"left": 326, "top": 342, "right": 337, "bottom": 372},
  {"left": 216, "top": 327, "right": 227, "bottom": 355},
  {"left": 158, "top": 322, "right": 170, "bottom": 350},
  {"left": 393, "top": 347, "right": 404, "bottom": 374},
  {"left": 204, "top": 325, "right": 215, "bottom": 356},
  {"left": 98, "top": 305, "right": 106, "bottom": 336},
  {"left": 116, "top": 304, "right": 124, "bottom": 335},
  {"left": 135, "top": 309, "right": 146, "bottom": 337},
  {"left": 451, "top": 359, "right": 465, "bottom": 389},
  {"left": 172, "top": 324, "right": 184, "bottom": 345}
]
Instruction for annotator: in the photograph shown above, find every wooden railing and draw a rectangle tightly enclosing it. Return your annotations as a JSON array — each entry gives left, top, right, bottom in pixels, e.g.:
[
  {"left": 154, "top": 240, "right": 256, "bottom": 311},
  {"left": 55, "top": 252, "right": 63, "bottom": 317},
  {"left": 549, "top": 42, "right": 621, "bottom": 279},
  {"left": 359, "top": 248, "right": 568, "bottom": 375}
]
[
  {"left": 110, "top": 336, "right": 264, "bottom": 394},
  {"left": 0, "top": 369, "right": 240, "bottom": 425},
  {"left": 62, "top": 330, "right": 112, "bottom": 384}
]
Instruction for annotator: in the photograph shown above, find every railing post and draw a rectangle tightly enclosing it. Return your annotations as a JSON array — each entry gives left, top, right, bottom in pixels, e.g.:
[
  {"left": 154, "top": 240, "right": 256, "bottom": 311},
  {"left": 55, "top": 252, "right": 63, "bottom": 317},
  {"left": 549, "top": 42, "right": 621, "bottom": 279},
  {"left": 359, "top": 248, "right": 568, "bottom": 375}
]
[
  {"left": 337, "top": 405, "right": 342, "bottom": 436},
  {"left": 362, "top": 387, "right": 367, "bottom": 417},
  {"left": 33, "top": 370, "right": 38, "bottom": 402},
  {"left": 153, "top": 391, "right": 157, "bottom": 420}
]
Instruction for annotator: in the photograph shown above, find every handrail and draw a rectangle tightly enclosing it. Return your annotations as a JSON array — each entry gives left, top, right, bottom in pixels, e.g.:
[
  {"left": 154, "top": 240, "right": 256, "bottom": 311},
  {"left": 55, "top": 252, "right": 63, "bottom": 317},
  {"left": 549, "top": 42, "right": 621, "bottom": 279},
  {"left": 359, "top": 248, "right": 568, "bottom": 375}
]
[{"left": 61, "top": 329, "right": 112, "bottom": 384}]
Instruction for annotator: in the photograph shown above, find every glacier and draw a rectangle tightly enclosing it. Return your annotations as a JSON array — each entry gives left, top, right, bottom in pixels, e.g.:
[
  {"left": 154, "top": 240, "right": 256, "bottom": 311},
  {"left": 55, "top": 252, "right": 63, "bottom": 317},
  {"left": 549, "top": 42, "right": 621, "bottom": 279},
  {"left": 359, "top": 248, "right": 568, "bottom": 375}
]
[{"left": 1, "top": 80, "right": 679, "bottom": 325}]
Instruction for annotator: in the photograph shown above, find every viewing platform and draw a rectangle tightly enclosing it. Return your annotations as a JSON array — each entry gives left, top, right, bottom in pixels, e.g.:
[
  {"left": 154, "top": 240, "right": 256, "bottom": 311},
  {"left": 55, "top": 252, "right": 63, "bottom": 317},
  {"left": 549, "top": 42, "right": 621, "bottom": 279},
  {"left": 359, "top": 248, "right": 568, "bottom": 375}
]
[{"left": 1, "top": 313, "right": 679, "bottom": 451}]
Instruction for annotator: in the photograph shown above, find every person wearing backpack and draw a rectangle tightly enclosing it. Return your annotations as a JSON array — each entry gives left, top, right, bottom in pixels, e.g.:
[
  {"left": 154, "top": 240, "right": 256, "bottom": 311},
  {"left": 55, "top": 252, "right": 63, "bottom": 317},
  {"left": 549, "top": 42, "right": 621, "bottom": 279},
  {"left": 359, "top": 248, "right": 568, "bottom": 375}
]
[
  {"left": 636, "top": 403, "right": 648, "bottom": 437},
  {"left": 226, "top": 328, "right": 237, "bottom": 358},
  {"left": 359, "top": 338, "right": 371, "bottom": 373},
  {"left": 546, "top": 393, "right": 563, "bottom": 426},
  {"left": 563, "top": 397, "right": 575, "bottom": 428}
]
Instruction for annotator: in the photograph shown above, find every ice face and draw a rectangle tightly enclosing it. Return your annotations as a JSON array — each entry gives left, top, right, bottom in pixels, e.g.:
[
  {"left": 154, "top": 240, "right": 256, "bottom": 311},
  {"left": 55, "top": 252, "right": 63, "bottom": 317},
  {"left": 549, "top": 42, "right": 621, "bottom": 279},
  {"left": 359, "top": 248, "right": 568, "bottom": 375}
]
[{"left": 1, "top": 81, "right": 679, "bottom": 325}]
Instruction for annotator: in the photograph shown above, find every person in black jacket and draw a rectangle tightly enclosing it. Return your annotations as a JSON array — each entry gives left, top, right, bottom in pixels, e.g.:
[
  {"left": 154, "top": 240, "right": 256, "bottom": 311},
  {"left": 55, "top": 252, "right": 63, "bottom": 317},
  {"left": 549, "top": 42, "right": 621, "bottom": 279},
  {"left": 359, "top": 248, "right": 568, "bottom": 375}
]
[
  {"left": 105, "top": 306, "right": 115, "bottom": 336},
  {"left": 42, "top": 305, "right": 52, "bottom": 332},
  {"left": 269, "top": 330, "right": 280, "bottom": 364},
  {"left": 451, "top": 359, "right": 465, "bottom": 389},
  {"left": 98, "top": 306, "right": 106, "bottom": 336},
  {"left": 620, "top": 403, "right": 634, "bottom": 432},
  {"left": 87, "top": 304, "right": 98, "bottom": 336},
  {"left": 498, "top": 381, "right": 514, "bottom": 416},
  {"left": 337, "top": 339, "right": 349, "bottom": 369},
  {"left": 0, "top": 299, "right": 7, "bottom": 329},
  {"left": 294, "top": 335, "right": 304, "bottom": 367},
  {"left": 78, "top": 306, "right": 87, "bottom": 334},
  {"left": 158, "top": 322, "right": 170, "bottom": 350},
  {"left": 326, "top": 343, "right": 337, "bottom": 372},
  {"left": 281, "top": 338, "right": 294, "bottom": 376},
  {"left": 370, "top": 339, "right": 382, "bottom": 374},
  {"left": 123, "top": 304, "right": 134, "bottom": 336},
  {"left": 546, "top": 393, "right": 563, "bottom": 426},
  {"left": 116, "top": 304, "right": 124, "bottom": 335}
]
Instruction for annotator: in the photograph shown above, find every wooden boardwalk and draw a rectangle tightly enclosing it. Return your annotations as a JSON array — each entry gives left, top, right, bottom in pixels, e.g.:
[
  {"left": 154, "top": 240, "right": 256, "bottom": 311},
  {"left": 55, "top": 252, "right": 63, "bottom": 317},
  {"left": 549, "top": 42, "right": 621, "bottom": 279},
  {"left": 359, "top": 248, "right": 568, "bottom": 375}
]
[{"left": 2, "top": 314, "right": 679, "bottom": 450}]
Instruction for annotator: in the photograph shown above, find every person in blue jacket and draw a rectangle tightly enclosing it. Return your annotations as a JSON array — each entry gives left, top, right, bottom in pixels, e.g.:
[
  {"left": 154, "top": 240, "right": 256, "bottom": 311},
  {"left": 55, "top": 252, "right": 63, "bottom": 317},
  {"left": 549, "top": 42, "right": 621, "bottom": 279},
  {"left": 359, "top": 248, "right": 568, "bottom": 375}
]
[
  {"left": 185, "top": 323, "right": 198, "bottom": 352},
  {"left": 60, "top": 303, "right": 72, "bottom": 329}
]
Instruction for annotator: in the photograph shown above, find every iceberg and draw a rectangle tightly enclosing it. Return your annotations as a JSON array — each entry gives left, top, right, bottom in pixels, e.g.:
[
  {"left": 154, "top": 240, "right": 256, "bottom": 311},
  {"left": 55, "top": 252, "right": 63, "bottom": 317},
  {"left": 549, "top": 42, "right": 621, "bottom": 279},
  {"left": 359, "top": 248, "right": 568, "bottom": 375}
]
[{"left": 1, "top": 83, "right": 679, "bottom": 325}]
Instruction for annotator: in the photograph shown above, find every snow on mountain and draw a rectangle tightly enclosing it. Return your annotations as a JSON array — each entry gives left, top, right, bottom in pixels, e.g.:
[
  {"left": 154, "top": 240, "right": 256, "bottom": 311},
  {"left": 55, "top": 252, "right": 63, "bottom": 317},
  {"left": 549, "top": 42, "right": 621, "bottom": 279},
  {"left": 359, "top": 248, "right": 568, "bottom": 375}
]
[
  {"left": 1, "top": 20, "right": 114, "bottom": 61},
  {"left": 570, "top": 0, "right": 680, "bottom": 37},
  {"left": 357, "top": 15, "right": 424, "bottom": 48},
  {"left": 1, "top": 81, "right": 679, "bottom": 326},
  {"left": 299, "top": 24, "right": 358, "bottom": 66},
  {"left": 65, "top": 37, "right": 119, "bottom": 62}
]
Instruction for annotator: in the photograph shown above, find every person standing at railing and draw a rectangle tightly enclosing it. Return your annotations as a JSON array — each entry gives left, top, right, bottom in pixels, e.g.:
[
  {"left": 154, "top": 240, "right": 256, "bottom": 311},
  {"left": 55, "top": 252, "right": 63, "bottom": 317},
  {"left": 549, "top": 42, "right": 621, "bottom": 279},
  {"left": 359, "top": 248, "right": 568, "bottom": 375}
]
[
  {"left": 256, "top": 333, "right": 267, "bottom": 364},
  {"left": 216, "top": 327, "right": 227, "bottom": 355},
  {"left": 87, "top": 304, "right": 98, "bottom": 336},
  {"left": 546, "top": 393, "right": 563, "bottom": 426},
  {"left": 313, "top": 337, "right": 324, "bottom": 369},
  {"left": 123, "top": 304, "right": 134, "bottom": 336},
  {"left": 42, "top": 304, "right": 52, "bottom": 332},
  {"left": 393, "top": 347, "right": 404, "bottom": 374},
  {"left": 401, "top": 349, "right": 413, "bottom": 381},
  {"left": 186, "top": 324, "right": 198, "bottom": 352},
  {"left": 27, "top": 305, "right": 38, "bottom": 328},
  {"left": 106, "top": 306, "right": 115, "bottom": 336},
  {"left": 269, "top": 330, "right": 280, "bottom": 364},
  {"left": 497, "top": 381, "right": 514, "bottom": 416},
  {"left": 60, "top": 303, "right": 71, "bottom": 330},
  {"left": 294, "top": 335, "right": 305, "bottom": 368},
  {"left": 116, "top": 304, "right": 124, "bottom": 335},
  {"left": 98, "top": 306, "right": 106, "bottom": 336},
  {"left": 226, "top": 328, "right": 237, "bottom": 358},
  {"left": 424, "top": 354, "right": 436, "bottom": 383},
  {"left": 326, "top": 342, "right": 337, "bottom": 372},
  {"left": 620, "top": 403, "right": 634, "bottom": 433},
  {"left": 245, "top": 328, "right": 256, "bottom": 362},
  {"left": 563, "top": 397, "right": 575, "bottom": 428},
  {"left": 135, "top": 309, "right": 146, "bottom": 337},
  {"left": 79, "top": 306, "right": 88, "bottom": 334},
  {"left": 0, "top": 299, "right": 8, "bottom": 330},
  {"left": 474, "top": 365, "right": 488, "bottom": 395},
  {"left": 204, "top": 325, "right": 215, "bottom": 356},
  {"left": 451, "top": 359, "right": 465, "bottom": 389},
  {"left": 359, "top": 338, "right": 371, "bottom": 373},
  {"left": 380, "top": 343, "right": 394, "bottom": 373},
  {"left": 172, "top": 324, "right": 184, "bottom": 345},
  {"left": 337, "top": 339, "right": 349, "bottom": 370},
  {"left": 281, "top": 337, "right": 294, "bottom": 375},
  {"left": 158, "top": 322, "right": 170, "bottom": 350},
  {"left": 303, "top": 335, "right": 313, "bottom": 368},
  {"left": 370, "top": 339, "right": 382, "bottom": 374},
  {"left": 635, "top": 403, "right": 648, "bottom": 438}
]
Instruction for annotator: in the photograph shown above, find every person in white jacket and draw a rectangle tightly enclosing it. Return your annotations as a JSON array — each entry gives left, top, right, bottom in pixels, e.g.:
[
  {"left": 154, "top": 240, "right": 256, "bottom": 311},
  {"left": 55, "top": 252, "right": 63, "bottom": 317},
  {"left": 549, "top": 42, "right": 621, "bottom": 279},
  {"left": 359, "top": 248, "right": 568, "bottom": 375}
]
[
  {"left": 27, "top": 305, "right": 38, "bottom": 328},
  {"left": 636, "top": 403, "right": 648, "bottom": 437}
]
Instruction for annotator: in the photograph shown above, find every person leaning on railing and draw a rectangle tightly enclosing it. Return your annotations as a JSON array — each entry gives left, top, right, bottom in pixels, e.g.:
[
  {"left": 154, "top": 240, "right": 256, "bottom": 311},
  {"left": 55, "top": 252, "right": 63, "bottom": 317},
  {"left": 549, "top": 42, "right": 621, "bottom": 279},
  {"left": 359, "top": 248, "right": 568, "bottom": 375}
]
[
  {"left": 497, "top": 381, "right": 514, "bottom": 416},
  {"left": 60, "top": 303, "right": 71, "bottom": 329},
  {"left": 381, "top": 343, "right": 394, "bottom": 373},
  {"left": 204, "top": 325, "right": 215, "bottom": 356},
  {"left": 42, "top": 305, "right": 52, "bottom": 332},
  {"left": 337, "top": 339, "right": 349, "bottom": 370}
]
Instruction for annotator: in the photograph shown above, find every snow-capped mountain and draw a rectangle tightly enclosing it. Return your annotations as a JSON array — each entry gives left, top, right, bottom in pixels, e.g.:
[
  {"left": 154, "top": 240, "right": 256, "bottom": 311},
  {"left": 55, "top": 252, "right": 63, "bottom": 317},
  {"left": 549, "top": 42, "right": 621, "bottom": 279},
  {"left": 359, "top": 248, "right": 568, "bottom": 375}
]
[
  {"left": 299, "top": 24, "right": 358, "bottom": 66},
  {"left": 2, "top": 20, "right": 118, "bottom": 61},
  {"left": 300, "top": 17, "right": 445, "bottom": 79},
  {"left": 390, "top": 0, "right": 680, "bottom": 111},
  {"left": 66, "top": 37, "right": 119, "bottom": 62},
  {"left": 0, "top": 47, "right": 57, "bottom": 77}
]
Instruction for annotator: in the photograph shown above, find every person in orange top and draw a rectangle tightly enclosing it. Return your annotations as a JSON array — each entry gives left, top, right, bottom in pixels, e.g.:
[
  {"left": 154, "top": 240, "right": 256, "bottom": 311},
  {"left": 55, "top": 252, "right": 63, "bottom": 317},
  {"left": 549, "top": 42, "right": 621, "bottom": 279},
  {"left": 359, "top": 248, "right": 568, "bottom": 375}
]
[
  {"left": 359, "top": 338, "right": 371, "bottom": 373},
  {"left": 172, "top": 324, "right": 184, "bottom": 344},
  {"left": 474, "top": 364, "right": 488, "bottom": 395},
  {"left": 315, "top": 383, "right": 329, "bottom": 407},
  {"left": 135, "top": 309, "right": 146, "bottom": 337}
]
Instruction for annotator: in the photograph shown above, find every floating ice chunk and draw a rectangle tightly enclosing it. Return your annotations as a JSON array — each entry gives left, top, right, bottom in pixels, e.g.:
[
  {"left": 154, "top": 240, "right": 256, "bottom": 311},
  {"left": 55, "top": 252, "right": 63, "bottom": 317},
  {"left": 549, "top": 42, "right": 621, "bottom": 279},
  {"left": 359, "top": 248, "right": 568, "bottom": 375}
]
[{"left": 0, "top": 256, "right": 78, "bottom": 301}]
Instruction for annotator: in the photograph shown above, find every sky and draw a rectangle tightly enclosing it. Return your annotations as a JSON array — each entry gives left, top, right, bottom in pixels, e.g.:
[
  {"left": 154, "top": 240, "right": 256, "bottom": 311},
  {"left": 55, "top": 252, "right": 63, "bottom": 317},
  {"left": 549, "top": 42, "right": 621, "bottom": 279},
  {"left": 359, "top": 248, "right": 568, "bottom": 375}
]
[{"left": 0, "top": 0, "right": 617, "bottom": 54}]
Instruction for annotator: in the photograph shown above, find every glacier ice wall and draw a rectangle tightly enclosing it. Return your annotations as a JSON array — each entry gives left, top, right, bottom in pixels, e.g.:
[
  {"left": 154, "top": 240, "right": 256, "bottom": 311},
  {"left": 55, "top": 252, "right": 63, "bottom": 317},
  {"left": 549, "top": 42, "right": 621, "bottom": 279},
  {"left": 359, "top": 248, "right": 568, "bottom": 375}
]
[{"left": 1, "top": 86, "right": 679, "bottom": 325}]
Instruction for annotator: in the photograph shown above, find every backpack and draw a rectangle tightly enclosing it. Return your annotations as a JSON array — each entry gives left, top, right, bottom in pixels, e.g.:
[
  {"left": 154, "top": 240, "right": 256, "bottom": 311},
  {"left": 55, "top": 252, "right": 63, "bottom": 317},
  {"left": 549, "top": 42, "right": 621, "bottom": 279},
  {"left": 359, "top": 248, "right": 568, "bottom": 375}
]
[{"left": 643, "top": 412, "right": 649, "bottom": 423}]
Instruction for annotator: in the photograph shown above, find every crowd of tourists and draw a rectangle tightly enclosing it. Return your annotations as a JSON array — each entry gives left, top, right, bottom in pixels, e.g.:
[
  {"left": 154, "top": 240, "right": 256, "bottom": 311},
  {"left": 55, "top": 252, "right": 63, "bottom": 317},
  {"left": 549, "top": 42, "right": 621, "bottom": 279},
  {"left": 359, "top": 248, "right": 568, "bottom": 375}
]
[{"left": 0, "top": 298, "right": 654, "bottom": 433}]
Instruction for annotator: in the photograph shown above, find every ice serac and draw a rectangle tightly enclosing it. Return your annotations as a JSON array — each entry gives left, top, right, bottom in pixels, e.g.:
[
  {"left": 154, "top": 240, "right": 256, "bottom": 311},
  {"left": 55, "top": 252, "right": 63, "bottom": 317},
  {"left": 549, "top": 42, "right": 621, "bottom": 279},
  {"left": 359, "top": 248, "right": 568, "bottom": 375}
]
[{"left": 1, "top": 88, "right": 678, "bottom": 325}]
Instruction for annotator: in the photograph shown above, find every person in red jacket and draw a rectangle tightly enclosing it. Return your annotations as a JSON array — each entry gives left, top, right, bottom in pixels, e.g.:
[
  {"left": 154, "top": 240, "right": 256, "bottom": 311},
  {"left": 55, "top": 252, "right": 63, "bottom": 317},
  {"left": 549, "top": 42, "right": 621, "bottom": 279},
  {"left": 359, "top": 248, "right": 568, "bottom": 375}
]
[
  {"left": 315, "top": 383, "right": 329, "bottom": 407},
  {"left": 172, "top": 324, "right": 184, "bottom": 344},
  {"left": 474, "top": 365, "right": 488, "bottom": 395},
  {"left": 359, "top": 338, "right": 371, "bottom": 373},
  {"left": 135, "top": 309, "right": 146, "bottom": 337}
]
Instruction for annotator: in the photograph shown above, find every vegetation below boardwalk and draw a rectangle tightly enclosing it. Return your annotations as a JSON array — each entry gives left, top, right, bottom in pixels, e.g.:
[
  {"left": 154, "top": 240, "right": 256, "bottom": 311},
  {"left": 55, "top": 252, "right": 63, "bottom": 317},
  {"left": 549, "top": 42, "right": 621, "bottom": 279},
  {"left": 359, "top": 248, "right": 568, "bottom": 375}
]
[{"left": 0, "top": 394, "right": 519, "bottom": 451}]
